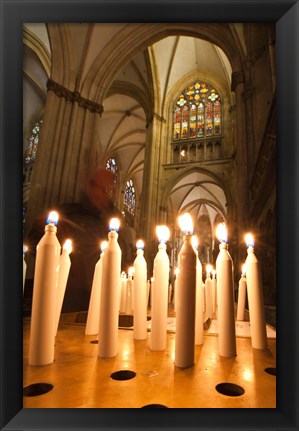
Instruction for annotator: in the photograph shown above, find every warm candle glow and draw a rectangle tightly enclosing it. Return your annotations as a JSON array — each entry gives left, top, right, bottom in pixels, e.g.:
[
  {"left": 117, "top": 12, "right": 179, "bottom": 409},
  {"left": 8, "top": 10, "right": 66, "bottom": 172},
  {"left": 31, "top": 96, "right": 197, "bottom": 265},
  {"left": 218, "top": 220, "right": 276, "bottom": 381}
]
[
  {"left": 191, "top": 235, "right": 199, "bottom": 250},
  {"left": 63, "top": 239, "right": 72, "bottom": 254},
  {"left": 178, "top": 213, "right": 194, "bottom": 234},
  {"left": 23, "top": 244, "right": 28, "bottom": 254},
  {"left": 216, "top": 222, "right": 228, "bottom": 243},
  {"left": 100, "top": 240, "right": 108, "bottom": 252},
  {"left": 156, "top": 225, "right": 170, "bottom": 243},
  {"left": 241, "top": 263, "right": 247, "bottom": 275},
  {"left": 46, "top": 211, "right": 59, "bottom": 225},
  {"left": 212, "top": 269, "right": 216, "bottom": 277},
  {"left": 206, "top": 264, "right": 213, "bottom": 275},
  {"left": 174, "top": 267, "right": 179, "bottom": 277},
  {"left": 109, "top": 217, "right": 120, "bottom": 231},
  {"left": 245, "top": 233, "right": 254, "bottom": 248},
  {"left": 136, "top": 239, "right": 145, "bottom": 250},
  {"left": 128, "top": 266, "right": 135, "bottom": 277}
]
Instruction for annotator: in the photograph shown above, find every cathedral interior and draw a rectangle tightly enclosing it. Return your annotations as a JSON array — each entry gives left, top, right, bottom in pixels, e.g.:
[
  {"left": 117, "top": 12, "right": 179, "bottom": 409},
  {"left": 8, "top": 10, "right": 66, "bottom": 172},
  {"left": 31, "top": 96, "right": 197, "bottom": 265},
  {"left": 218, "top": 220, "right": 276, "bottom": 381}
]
[{"left": 20, "top": 22, "right": 281, "bottom": 412}]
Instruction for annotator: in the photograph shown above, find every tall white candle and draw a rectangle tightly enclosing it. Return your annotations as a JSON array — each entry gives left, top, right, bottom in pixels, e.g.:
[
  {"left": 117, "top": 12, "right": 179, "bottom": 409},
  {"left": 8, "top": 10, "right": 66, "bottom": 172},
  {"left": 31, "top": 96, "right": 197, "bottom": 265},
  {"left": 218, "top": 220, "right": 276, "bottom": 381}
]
[
  {"left": 133, "top": 240, "right": 148, "bottom": 340},
  {"left": 29, "top": 211, "right": 61, "bottom": 366},
  {"left": 191, "top": 235, "right": 204, "bottom": 346},
  {"left": 174, "top": 267, "right": 179, "bottom": 311},
  {"left": 85, "top": 240, "right": 107, "bottom": 335},
  {"left": 119, "top": 271, "right": 127, "bottom": 313},
  {"left": 245, "top": 234, "right": 268, "bottom": 350},
  {"left": 150, "top": 225, "right": 170, "bottom": 351},
  {"left": 175, "top": 213, "right": 197, "bottom": 368},
  {"left": 98, "top": 218, "right": 122, "bottom": 358},
  {"left": 23, "top": 245, "right": 28, "bottom": 294},
  {"left": 211, "top": 269, "right": 217, "bottom": 316},
  {"left": 55, "top": 239, "right": 72, "bottom": 334},
  {"left": 125, "top": 267, "right": 134, "bottom": 315},
  {"left": 236, "top": 264, "right": 247, "bottom": 321},
  {"left": 205, "top": 264, "right": 213, "bottom": 320},
  {"left": 215, "top": 223, "right": 236, "bottom": 358}
]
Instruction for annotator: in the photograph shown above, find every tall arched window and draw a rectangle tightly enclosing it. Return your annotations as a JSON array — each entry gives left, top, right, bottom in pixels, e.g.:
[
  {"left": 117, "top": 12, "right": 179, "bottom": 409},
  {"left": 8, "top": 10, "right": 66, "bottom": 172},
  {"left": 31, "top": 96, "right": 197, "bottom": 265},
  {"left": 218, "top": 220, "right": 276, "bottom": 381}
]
[
  {"left": 24, "top": 120, "right": 43, "bottom": 164},
  {"left": 105, "top": 157, "right": 118, "bottom": 201},
  {"left": 172, "top": 82, "right": 222, "bottom": 163},
  {"left": 123, "top": 179, "right": 136, "bottom": 227}
]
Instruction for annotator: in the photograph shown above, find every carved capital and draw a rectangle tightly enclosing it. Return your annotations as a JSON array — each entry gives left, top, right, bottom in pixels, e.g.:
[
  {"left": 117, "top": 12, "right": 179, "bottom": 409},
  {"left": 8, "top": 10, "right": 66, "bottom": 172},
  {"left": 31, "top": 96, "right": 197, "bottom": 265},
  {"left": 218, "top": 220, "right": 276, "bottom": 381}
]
[{"left": 47, "top": 79, "right": 104, "bottom": 115}]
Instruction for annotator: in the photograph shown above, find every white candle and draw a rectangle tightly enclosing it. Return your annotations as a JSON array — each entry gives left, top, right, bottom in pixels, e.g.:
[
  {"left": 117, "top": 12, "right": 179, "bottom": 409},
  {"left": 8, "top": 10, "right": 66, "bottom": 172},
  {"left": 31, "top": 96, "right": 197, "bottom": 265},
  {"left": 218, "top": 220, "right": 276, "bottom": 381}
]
[
  {"left": 119, "top": 271, "right": 127, "bottom": 313},
  {"left": 98, "top": 218, "right": 122, "bottom": 358},
  {"left": 191, "top": 235, "right": 204, "bottom": 346},
  {"left": 133, "top": 240, "right": 148, "bottom": 340},
  {"left": 215, "top": 223, "right": 236, "bottom": 358},
  {"left": 150, "top": 225, "right": 170, "bottom": 351},
  {"left": 174, "top": 267, "right": 179, "bottom": 311},
  {"left": 211, "top": 269, "right": 217, "bottom": 316},
  {"left": 85, "top": 240, "right": 107, "bottom": 335},
  {"left": 175, "top": 213, "right": 197, "bottom": 368},
  {"left": 236, "top": 264, "right": 247, "bottom": 321},
  {"left": 125, "top": 267, "right": 134, "bottom": 315},
  {"left": 29, "top": 211, "right": 61, "bottom": 366},
  {"left": 55, "top": 239, "right": 72, "bottom": 334},
  {"left": 245, "top": 234, "right": 268, "bottom": 350},
  {"left": 23, "top": 245, "right": 28, "bottom": 294},
  {"left": 205, "top": 264, "right": 213, "bottom": 320}
]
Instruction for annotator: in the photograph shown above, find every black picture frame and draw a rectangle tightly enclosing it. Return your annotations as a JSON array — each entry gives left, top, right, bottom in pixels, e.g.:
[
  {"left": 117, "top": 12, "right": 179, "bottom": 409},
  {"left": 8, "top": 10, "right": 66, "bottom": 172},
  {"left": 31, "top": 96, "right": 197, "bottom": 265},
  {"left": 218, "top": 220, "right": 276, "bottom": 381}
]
[{"left": 1, "top": 0, "right": 298, "bottom": 430}]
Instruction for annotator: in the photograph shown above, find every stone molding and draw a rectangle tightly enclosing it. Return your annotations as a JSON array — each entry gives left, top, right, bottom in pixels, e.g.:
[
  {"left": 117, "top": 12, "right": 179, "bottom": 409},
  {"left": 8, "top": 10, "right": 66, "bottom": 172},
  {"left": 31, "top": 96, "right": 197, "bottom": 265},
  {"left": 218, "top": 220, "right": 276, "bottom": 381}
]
[
  {"left": 47, "top": 79, "right": 104, "bottom": 115},
  {"left": 146, "top": 112, "right": 166, "bottom": 128}
]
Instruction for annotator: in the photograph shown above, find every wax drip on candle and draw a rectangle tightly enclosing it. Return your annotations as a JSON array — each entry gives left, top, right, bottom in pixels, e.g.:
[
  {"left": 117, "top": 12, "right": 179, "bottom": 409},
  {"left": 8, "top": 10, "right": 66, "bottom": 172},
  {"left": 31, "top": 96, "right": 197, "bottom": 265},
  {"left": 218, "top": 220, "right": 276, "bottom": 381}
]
[
  {"left": 136, "top": 239, "right": 145, "bottom": 250},
  {"left": 216, "top": 222, "right": 228, "bottom": 243},
  {"left": 109, "top": 217, "right": 120, "bottom": 232},
  {"left": 245, "top": 233, "right": 254, "bottom": 248},
  {"left": 178, "top": 213, "right": 194, "bottom": 235},
  {"left": 63, "top": 239, "right": 72, "bottom": 254},
  {"left": 46, "top": 211, "right": 59, "bottom": 225},
  {"left": 156, "top": 225, "right": 170, "bottom": 244}
]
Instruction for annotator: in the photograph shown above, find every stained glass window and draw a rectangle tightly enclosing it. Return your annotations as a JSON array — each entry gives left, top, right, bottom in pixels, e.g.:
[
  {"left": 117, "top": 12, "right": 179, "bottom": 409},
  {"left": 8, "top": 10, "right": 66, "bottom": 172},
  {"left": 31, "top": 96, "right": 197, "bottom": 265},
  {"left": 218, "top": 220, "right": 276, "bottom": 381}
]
[
  {"left": 123, "top": 179, "right": 136, "bottom": 227},
  {"left": 24, "top": 120, "right": 43, "bottom": 163},
  {"left": 173, "top": 81, "right": 221, "bottom": 141},
  {"left": 105, "top": 157, "right": 118, "bottom": 200}
]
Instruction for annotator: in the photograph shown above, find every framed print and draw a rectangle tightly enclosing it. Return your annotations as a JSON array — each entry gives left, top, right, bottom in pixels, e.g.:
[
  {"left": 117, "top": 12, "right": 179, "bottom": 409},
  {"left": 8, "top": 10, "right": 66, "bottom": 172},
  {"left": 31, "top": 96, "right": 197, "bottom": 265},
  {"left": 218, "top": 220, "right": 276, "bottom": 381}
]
[{"left": 0, "top": 0, "right": 298, "bottom": 430}]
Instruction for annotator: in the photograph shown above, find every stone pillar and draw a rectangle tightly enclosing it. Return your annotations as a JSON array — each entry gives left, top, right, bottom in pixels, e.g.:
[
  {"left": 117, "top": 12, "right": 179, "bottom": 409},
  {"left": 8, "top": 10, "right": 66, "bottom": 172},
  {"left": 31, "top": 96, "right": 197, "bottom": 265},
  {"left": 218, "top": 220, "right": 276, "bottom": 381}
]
[{"left": 24, "top": 79, "right": 103, "bottom": 237}]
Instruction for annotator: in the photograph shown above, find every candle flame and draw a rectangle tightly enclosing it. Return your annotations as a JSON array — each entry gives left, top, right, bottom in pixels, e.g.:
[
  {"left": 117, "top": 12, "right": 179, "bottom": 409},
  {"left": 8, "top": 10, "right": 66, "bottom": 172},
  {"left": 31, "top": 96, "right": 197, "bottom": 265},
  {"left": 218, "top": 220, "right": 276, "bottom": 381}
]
[
  {"left": 136, "top": 239, "right": 145, "bottom": 250},
  {"left": 109, "top": 217, "right": 120, "bottom": 232},
  {"left": 206, "top": 264, "right": 212, "bottom": 274},
  {"left": 63, "top": 239, "right": 72, "bottom": 254},
  {"left": 216, "top": 223, "right": 228, "bottom": 243},
  {"left": 128, "top": 266, "right": 135, "bottom": 277},
  {"left": 245, "top": 233, "right": 254, "bottom": 248},
  {"left": 156, "top": 225, "right": 170, "bottom": 243},
  {"left": 191, "top": 235, "right": 199, "bottom": 250},
  {"left": 46, "top": 211, "right": 59, "bottom": 225},
  {"left": 174, "top": 267, "right": 179, "bottom": 277},
  {"left": 100, "top": 240, "right": 108, "bottom": 252},
  {"left": 178, "top": 213, "right": 194, "bottom": 234}
]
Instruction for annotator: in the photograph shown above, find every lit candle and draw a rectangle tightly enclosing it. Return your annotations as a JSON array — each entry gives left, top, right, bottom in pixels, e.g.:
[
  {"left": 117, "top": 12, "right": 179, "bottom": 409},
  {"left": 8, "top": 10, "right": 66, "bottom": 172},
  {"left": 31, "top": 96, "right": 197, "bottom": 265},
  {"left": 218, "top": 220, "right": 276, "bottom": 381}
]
[
  {"left": 23, "top": 245, "right": 28, "bottom": 294},
  {"left": 119, "top": 271, "right": 127, "bottom": 313},
  {"left": 98, "top": 218, "right": 122, "bottom": 358},
  {"left": 236, "top": 264, "right": 247, "bottom": 321},
  {"left": 133, "top": 240, "right": 148, "bottom": 340},
  {"left": 211, "top": 269, "right": 217, "bottom": 316},
  {"left": 205, "top": 264, "right": 213, "bottom": 320},
  {"left": 85, "top": 240, "right": 107, "bottom": 335},
  {"left": 192, "top": 235, "right": 204, "bottom": 346},
  {"left": 125, "top": 266, "right": 134, "bottom": 315},
  {"left": 150, "top": 225, "right": 170, "bottom": 351},
  {"left": 175, "top": 213, "right": 197, "bottom": 368},
  {"left": 29, "top": 211, "right": 61, "bottom": 366},
  {"left": 245, "top": 233, "right": 268, "bottom": 349},
  {"left": 215, "top": 223, "right": 236, "bottom": 358},
  {"left": 55, "top": 239, "right": 72, "bottom": 334}
]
